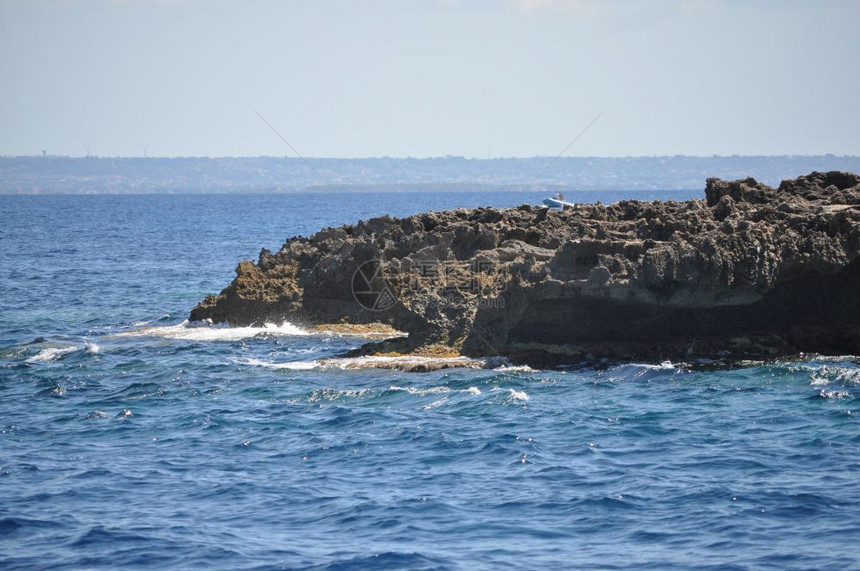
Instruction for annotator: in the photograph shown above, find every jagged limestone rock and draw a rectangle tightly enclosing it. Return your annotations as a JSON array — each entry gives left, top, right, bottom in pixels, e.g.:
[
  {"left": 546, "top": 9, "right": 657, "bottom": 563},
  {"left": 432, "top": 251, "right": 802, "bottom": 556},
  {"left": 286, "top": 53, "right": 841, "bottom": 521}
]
[{"left": 192, "top": 172, "right": 860, "bottom": 365}]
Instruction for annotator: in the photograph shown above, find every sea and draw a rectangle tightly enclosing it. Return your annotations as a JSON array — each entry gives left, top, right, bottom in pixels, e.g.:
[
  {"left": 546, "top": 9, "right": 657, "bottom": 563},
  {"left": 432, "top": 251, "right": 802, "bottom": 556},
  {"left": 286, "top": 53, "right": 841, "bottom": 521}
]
[{"left": 1, "top": 190, "right": 859, "bottom": 570}]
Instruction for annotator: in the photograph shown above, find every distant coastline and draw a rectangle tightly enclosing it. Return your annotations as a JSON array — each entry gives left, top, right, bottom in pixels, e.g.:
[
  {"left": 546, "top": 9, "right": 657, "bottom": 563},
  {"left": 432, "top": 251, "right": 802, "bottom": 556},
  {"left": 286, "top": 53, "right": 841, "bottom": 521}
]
[{"left": 1, "top": 155, "right": 859, "bottom": 194}]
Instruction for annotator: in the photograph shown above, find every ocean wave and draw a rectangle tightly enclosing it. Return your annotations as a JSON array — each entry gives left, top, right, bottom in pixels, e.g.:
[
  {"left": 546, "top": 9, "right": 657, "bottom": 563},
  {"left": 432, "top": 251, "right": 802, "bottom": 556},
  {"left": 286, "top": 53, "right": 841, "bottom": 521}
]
[
  {"left": 128, "top": 313, "right": 172, "bottom": 328},
  {"left": 808, "top": 365, "right": 860, "bottom": 387},
  {"left": 388, "top": 385, "right": 451, "bottom": 396},
  {"left": 597, "top": 361, "right": 683, "bottom": 382},
  {"left": 305, "top": 388, "right": 374, "bottom": 403},
  {"left": 115, "top": 319, "right": 308, "bottom": 341},
  {"left": 489, "top": 386, "right": 530, "bottom": 402},
  {"left": 243, "top": 355, "right": 504, "bottom": 374},
  {"left": 243, "top": 354, "right": 531, "bottom": 373},
  {"left": 771, "top": 359, "right": 860, "bottom": 387},
  {"left": 243, "top": 354, "right": 498, "bottom": 373},
  {"left": 800, "top": 354, "right": 860, "bottom": 363},
  {"left": 494, "top": 364, "right": 536, "bottom": 373},
  {"left": 388, "top": 385, "right": 486, "bottom": 399},
  {"left": 613, "top": 360, "right": 679, "bottom": 371},
  {"left": 24, "top": 343, "right": 99, "bottom": 363},
  {"left": 26, "top": 346, "right": 78, "bottom": 363},
  {"left": 817, "top": 388, "right": 855, "bottom": 399},
  {"left": 285, "top": 383, "right": 485, "bottom": 405},
  {"left": 422, "top": 397, "right": 450, "bottom": 410},
  {"left": 507, "top": 388, "right": 529, "bottom": 401},
  {"left": 241, "top": 357, "right": 320, "bottom": 370}
]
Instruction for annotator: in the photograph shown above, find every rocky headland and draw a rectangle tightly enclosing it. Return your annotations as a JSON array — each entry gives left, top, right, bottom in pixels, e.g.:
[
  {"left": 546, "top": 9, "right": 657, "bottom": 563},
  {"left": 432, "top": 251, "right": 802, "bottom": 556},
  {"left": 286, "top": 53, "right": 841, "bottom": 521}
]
[{"left": 191, "top": 172, "right": 860, "bottom": 367}]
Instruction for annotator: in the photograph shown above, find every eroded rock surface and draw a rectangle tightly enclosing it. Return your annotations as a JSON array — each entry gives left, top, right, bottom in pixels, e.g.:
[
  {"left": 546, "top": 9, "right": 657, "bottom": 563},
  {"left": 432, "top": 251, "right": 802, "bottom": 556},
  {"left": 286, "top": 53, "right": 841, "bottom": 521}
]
[{"left": 192, "top": 172, "right": 860, "bottom": 365}]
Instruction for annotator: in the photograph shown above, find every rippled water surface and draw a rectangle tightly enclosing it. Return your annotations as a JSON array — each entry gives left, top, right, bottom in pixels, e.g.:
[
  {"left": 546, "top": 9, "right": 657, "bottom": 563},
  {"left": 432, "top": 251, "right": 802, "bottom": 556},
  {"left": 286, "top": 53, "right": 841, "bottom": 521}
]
[{"left": 2, "top": 191, "right": 859, "bottom": 569}]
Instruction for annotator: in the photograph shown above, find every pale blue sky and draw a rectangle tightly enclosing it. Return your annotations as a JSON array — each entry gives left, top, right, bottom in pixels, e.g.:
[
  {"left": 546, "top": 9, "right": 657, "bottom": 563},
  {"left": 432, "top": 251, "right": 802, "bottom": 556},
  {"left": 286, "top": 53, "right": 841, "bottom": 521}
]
[{"left": 1, "top": 0, "right": 858, "bottom": 158}]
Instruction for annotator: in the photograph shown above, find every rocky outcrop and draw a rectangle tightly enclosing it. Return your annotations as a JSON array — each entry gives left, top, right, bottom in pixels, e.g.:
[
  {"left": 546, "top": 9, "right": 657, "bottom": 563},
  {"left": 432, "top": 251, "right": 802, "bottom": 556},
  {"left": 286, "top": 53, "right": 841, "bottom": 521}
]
[{"left": 191, "top": 172, "right": 860, "bottom": 366}]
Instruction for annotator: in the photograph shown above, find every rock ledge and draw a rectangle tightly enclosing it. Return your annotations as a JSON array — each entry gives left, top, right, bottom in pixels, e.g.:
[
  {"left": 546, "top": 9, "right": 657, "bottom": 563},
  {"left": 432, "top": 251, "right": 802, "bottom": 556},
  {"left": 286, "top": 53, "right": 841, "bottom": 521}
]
[{"left": 192, "top": 172, "right": 860, "bottom": 366}]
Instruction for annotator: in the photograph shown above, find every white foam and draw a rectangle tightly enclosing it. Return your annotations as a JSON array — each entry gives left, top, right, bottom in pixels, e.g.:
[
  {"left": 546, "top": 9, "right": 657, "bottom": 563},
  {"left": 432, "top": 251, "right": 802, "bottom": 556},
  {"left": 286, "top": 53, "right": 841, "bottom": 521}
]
[
  {"left": 835, "top": 369, "right": 860, "bottom": 385},
  {"left": 116, "top": 320, "right": 309, "bottom": 342},
  {"left": 306, "top": 388, "right": 373, "bottom": 402},
  {"left": 805, "top": 364, "right": 860, "bottom": 387},
  {"left": 627, "top": 361, "right": 680, "bottom": 371},
  {"left": 242, "top": 357, "right": 320, "bottom": 370},
  {"left": 804, "top": 354, "right": 860, "bottom": 363},
  {"left": 508, "top": 388, "right": 529, "bottom": 401},
  {"left": 819, "top": 388, "right": 853, "bottom": 399},
  {"left": 423, "top": 397, "right": 449, "bottom": 410},
  {"left": 389, "top": 385, "right": 451, "bottom": 396},
  {"left": 388, "top": 385, "right": 485, "bottom": 397},
  {"left": 26, "top": 346, "right": 77, "bottom": 363},
  {"left": 494, "top": 364, "right": 535, "bottom": 373},
  {"left": 244, "top": 355, "right": 495, "bottom": 373}
]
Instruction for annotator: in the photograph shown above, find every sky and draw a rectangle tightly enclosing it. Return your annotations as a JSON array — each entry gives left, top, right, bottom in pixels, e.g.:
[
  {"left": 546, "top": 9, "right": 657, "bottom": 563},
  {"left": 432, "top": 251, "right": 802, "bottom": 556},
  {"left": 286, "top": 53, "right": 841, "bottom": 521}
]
[{"left": 1, "top": 0, "right": 858, "bottom": 158}]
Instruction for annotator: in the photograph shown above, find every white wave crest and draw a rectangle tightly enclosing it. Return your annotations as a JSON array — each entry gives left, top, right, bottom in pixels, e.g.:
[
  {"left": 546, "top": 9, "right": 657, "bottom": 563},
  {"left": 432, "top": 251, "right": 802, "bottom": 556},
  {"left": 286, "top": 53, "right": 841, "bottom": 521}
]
[
  {"left": 494, "top": 364, "right": 535, "bottom": 373},
  {"left": 389, "top": 385, "right": 451, "bottom": 396},
  {"left": 508, "top": 388, "right": 529, "bottom": 401},
  {"left": 423, "top": 397, "right": 449, "bottom": 410},
  {"left": 244, "top": 355, "right": 506, "bottom": 373},
  {"left": 306, "top": 388, "right": 373, "bottom": 402},
  {"left": 116, "top": 320, "right": 308, "bottom": 341},
  {"left": 242, "top": 357, "right": 320, "bottom": 370},
  {"left": 819, "top": 388, "right": 854, "bottom": 399},
  {"left": 631, "top": 360, "right": 678, "bottom": 370},
  {"left": 806, "top": 364, "right": 860, "bottom": 387},
  {"left": 26, "top": 346, "right": 78, "bottom": 363}
]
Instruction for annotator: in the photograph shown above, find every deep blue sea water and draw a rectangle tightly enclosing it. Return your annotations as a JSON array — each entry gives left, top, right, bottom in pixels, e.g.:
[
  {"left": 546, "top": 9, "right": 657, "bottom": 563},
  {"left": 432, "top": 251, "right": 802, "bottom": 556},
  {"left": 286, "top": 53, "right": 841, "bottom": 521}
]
[{"left": 1, "top": 190, "right": 859, "bottom": 570}]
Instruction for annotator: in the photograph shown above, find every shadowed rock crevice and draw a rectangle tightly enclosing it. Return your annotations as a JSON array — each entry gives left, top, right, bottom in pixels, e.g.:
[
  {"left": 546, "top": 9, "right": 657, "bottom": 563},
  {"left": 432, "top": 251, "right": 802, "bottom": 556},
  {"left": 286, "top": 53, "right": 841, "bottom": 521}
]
[{"left": 191, "top": 172, "right": 860, "bottom": 366}]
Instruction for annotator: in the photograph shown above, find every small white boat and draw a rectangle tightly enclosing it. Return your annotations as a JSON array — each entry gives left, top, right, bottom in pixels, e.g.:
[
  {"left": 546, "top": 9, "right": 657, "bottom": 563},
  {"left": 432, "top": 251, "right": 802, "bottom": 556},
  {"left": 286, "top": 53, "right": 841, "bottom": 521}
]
[{"left": 542, "top": 192, "right": 575, "bottom": 208}]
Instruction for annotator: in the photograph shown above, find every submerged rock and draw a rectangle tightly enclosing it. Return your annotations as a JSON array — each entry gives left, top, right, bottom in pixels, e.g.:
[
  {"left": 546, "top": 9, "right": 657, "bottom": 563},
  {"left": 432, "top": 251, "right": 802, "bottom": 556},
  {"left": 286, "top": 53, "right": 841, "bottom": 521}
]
[{"left": 192, "top": 172, "right": 860, "bottom": 366}]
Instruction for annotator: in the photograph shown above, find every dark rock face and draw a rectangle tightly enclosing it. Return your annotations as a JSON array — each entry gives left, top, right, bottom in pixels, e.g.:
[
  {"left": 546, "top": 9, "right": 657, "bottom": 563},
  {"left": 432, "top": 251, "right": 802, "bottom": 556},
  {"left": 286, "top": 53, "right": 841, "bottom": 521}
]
[{"left": 191, "top": 172, "right": 860, "bottom": 365}]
